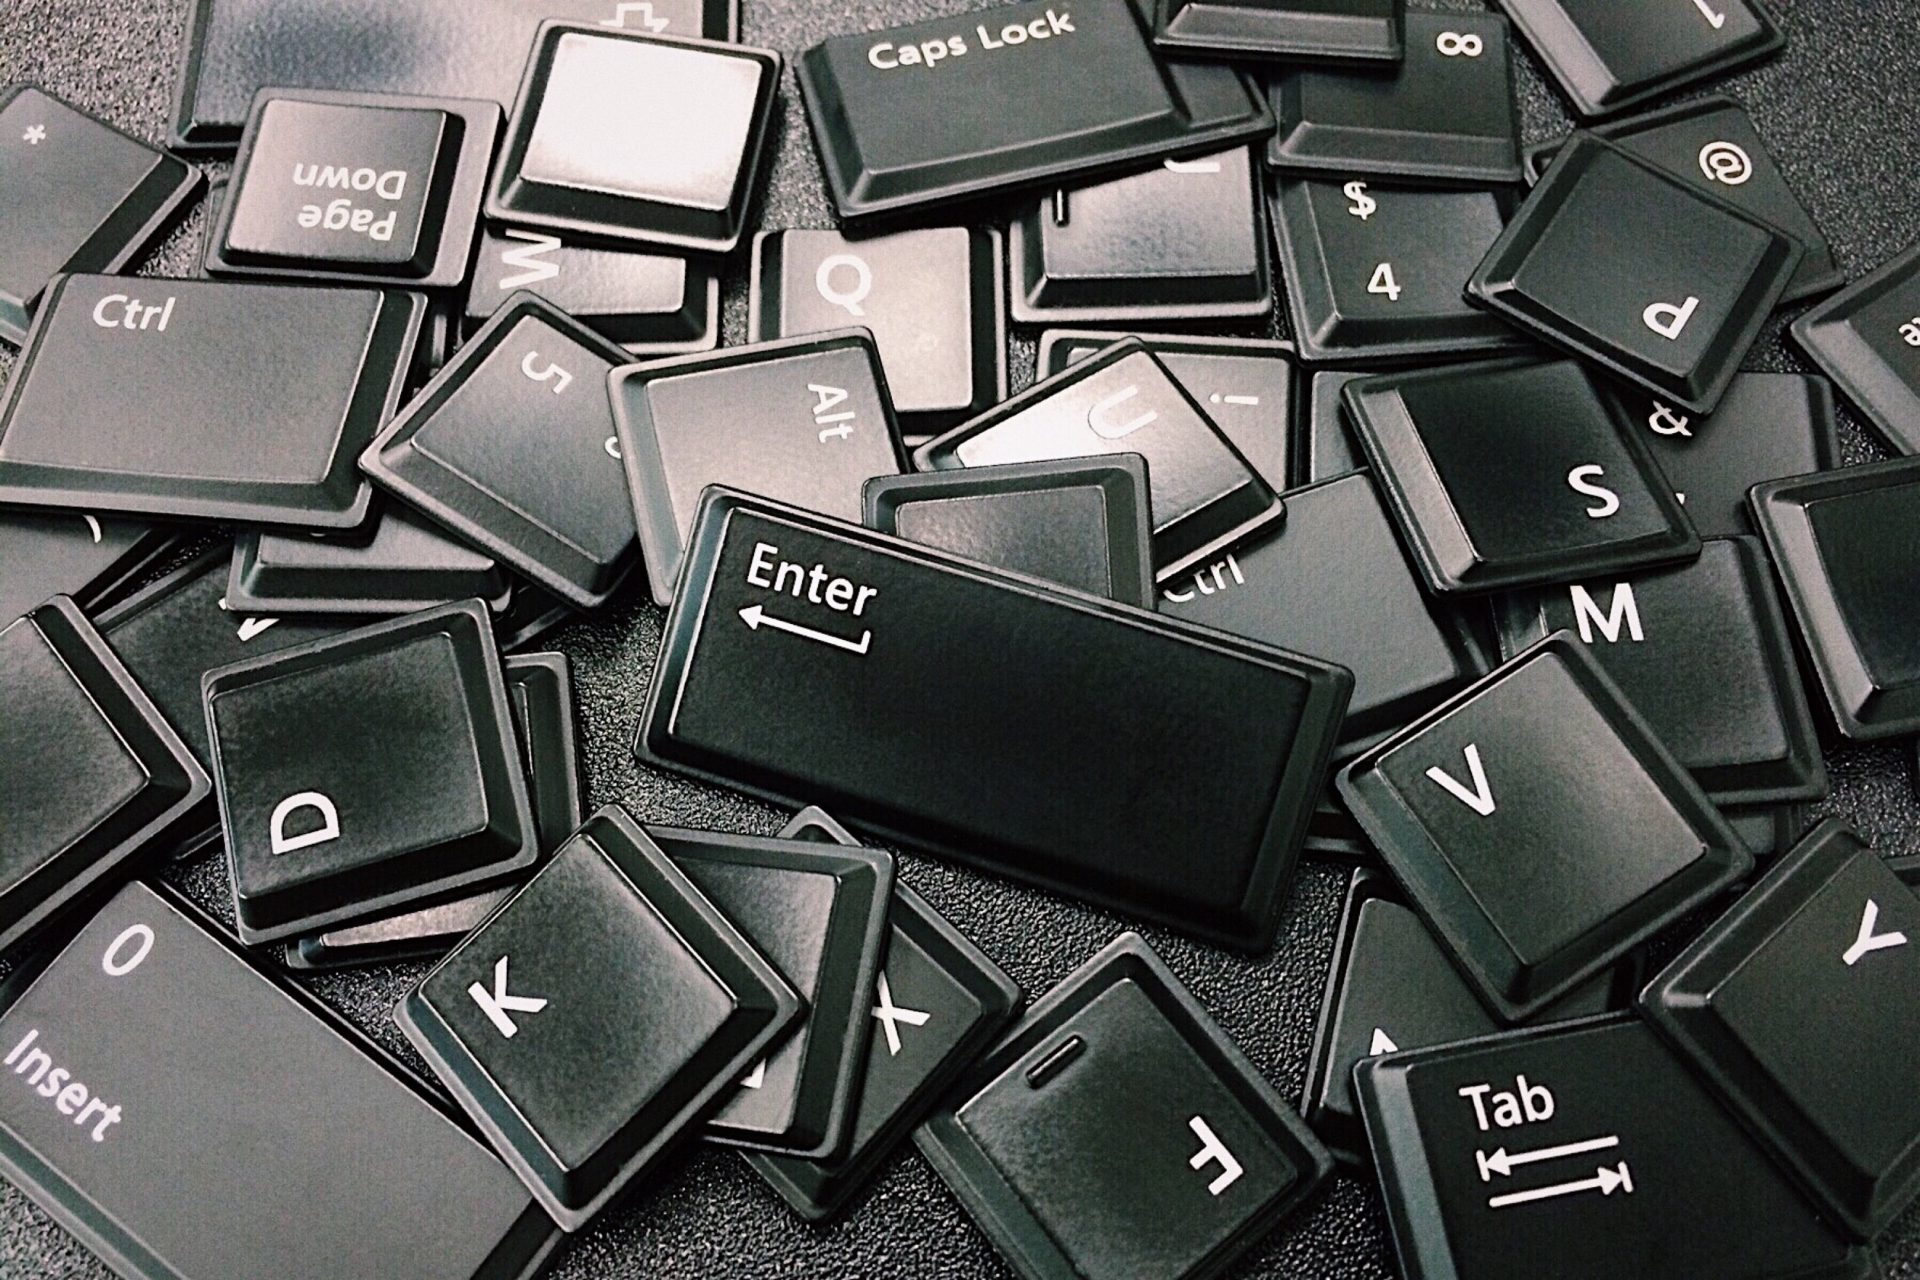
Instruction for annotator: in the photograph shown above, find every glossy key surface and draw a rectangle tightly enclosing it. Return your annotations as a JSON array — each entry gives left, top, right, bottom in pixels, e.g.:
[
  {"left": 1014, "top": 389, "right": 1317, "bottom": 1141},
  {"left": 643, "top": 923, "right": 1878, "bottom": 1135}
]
[{"left": 467, "top": 227, "right": 718, "bottom": 356}]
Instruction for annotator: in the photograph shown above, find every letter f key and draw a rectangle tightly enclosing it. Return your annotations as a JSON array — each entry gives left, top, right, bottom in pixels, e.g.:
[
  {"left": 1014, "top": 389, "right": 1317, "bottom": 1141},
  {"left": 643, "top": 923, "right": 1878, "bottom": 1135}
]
[{"left": 470, "top": 956, "right": 548, "bottom": 1038}]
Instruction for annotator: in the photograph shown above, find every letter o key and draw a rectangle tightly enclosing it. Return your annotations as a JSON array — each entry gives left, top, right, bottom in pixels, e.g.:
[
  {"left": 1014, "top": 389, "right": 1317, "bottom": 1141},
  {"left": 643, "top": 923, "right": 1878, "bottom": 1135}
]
[{"left": 102, "top": 923, "right": 154, "bottom": 977}]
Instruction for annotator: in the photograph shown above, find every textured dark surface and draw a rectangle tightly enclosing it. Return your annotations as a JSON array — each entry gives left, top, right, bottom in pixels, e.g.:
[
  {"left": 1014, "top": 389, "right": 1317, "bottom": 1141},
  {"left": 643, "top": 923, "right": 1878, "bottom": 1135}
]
[{"left": 2, "top": 0, "right": 1919, "bottom": 1277}]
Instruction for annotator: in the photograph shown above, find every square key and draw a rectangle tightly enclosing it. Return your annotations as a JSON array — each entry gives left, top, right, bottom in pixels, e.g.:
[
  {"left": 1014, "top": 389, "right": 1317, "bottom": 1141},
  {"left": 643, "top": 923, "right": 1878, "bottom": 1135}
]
[
  {"left": 487, "top": 24, "right": 781, "bottom": 255},
  {"left": 0, "top": 512, "right": 180, "bottom": 630},
  {"left": 1792, "top": 242, "right": 1920, "bottom": 456},
  {"left": 1467, "top": 135, "right": 1801, "bottom": 413},
  {"left": 1750, "top": 457, "right": 1920, "bottom": 740},
  {"left": 0, "top": 597, "right": 208, "bottom": 954},
  {"left": 1345, "top": 357, "right": 1699, "bottom": 595},
  {"left": 1641, "top": 821, "right": 1920, "bottom": 1238},
  {"left": 207, "top": 90, "right": 498, "bottom": 287},
  {"left": 467, "top": 227, "right": 718, "bottom": 356},
  {"left": 750, "top": 227, "right": 1006, "bottom": 441},
  {"left": 1152, "top": 0, "right": 1404, "bottom": 64},
  {"left": 205, "top": 599, "right": 538, "bottom": 944},
  {"left": 1270, "top": 176, "right": 1524, "bottom": 366},
  {"left": 612, "top": 330, "right": 907, "bottom": 605},
  {"left": 1337, "top": 634, "right": 1751, "bottom": 1021},
  {"left": 362, "top": 292, "right": 640, "bottom": 610},
  {"left": 916, "top": 933, "right": 1331, "bottom": 1280},
  {"left": 225, "top": 505, "right": 510, "bottom": 618},
  {"left": 1268, "top": 12, "right": 1521, "bottom": 186},
  {"left": 1010, "top": 149, "right": 1271, "bottom": 324},
  {"left": 0, "top": 85, "right": 201, "bottom": 345},
  {"left": 1495, "top": 0, "right": 1784, "bottom": 119},
  {"left": 398, "top": 805, "right": 801, "bottom": 1230}
]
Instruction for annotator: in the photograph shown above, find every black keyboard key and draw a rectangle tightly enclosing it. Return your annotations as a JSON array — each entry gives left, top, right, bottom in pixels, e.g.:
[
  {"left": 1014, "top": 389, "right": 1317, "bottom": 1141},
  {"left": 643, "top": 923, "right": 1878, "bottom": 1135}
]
[
  {"left": 1010, "top": 149, "right": 1270, "bottom": 324},
  {"left": 204, "top": 89, "right": 497, "bottom": 287},
  {"left": 1468, "top": 135, "right": 1801, "bottom": 413},
  {"left": 287, "top": 890, "right": 512, "bottom": 972},
  {"left": 1726, "top": 801, "right": 1811, "bottom": 863},
  {"left": 1641, "top": 820, "right": 1920, "bottom": 1237},
  {"left": 1346, "top": 357, "right": 1699, "bottom": 595},
  {"left": 1270, "top": 177, "right": 1523, "bottom": 365},
  {"left": 1038, "top": 331, "right": 1297, "bottom": 494},
  {"left": 916, "top": 932, "right": 1332, "bottom": 1280},
  {"left": 1161, "top": 472, "right": 1485, "bottom": 754},
  {"left": 651, "top": 826, "right": 893, "bottom": 1158},
  {"left": 1300, "top": 369, "right": 1366, "bottom": 483},
  {"left": 1599, "top": 372, "right": 1839, "bottom": 539},
  {"left": 1494, "top": 0, "right": 1785, "bottom": 119},
  {"left": 637, "top": 490, "right": 1351, "bottom": 950},
  {"left": 746, "top": 806, "right": 1022, "bottom": 1220},
  {"left": 863, "top": 457, "right": 1156, "bottom": 607},
  {"left": 227, "top": 505, "right": 511, "bottom": 617},
  {"left": 488, "top": 23, "right": 780, "bottom": 255},
  {"left": 750, "top": 227, "right": 1006, "bottom": 440},
  {"left": 1356, "top": 1014, "right": 1873, "bottom": 1280},
  {"left": 0, "top": 882, "right": 561, "bottom": 1279},
  {"left": 467, "top": 227, "right": 718, "bottom": 355},
  {"left": 1152, "top": 0, "right": 1404, "bottom": 64},
  {"left": 397, "top": 805, "right": 801, "bottom": 1229},
  {"left": 495, "top": 582, "right": 575, "bottom": 655},
  {"left": 362, "top": 292, "right": 639, "bottom": 610},
  {"left": 1337, "top": 634, "right": 1750, "bottom": 1020},
  {"left": 917, "top": 338, "right": 1284, "bottom": 582},
  {"left": 1304, "top": 869, "right": 1629, "bottom": 1166},
  {"left": 1268, "top": 12, "right": 1520, "bottom": 186},
  {"left": 0, "top": 274, "right": 421, "bottom": 529},
  {"left": 1493, "top": 537, "right": 1824, "bottom": 805},
  {"left": 0, "top": 85, "right": 201, "bottom": 345},
  {"left": 795, "top": 0, "right": 1272, "bottom": 226},
  {"left": 0, "top": 512, "right": 179, "bottom": 629},
  {"left": 1528, "top": 97, "right": 1841, "bottom": 304},
  {"left": 1751, "top": 457, "right": 1920, "bottom": 740},
  {"left": 612, "top": 330, "right": 906, "bottom": 606},
  {"left": 0, "top": 598, "right": 208, "bottom": 954},
  {"left": 206, "top": 600, "right": 538, "bottom": 944},
  {"left": 1791, "top": 242, "right": 1920, "bottom": 455}
]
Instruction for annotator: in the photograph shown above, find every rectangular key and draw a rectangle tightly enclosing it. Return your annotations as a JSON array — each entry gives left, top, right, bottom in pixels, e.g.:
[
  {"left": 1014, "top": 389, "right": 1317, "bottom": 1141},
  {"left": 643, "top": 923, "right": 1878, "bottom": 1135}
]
[
  {"left": 226, "top": 505, "right": 511, "bottom": 617},
  {"left": 635, "top": 489, "right": 1351, "bottom": 950},
  {"left": 0, "top": 881, "right": 560, "bottom": 1279},
  {"left": 1152, "top": 0, "right": 1405, "bottom": 64},
  {"left": 795, "top": 0, "right": 1273, "bottom": 226},
  {"left": 467, "top": 228, "right": 718, "bottom": 355},
  {"left": 1791, "top": 242, "right": 1920, "bottom": 455}
]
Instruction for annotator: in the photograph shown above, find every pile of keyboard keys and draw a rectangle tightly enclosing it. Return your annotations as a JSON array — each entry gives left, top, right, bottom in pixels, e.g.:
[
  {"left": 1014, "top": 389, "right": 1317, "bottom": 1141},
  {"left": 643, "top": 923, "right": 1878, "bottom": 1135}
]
[{"left": 1, "top": 0, "right": 1917, "bottom": 1276}]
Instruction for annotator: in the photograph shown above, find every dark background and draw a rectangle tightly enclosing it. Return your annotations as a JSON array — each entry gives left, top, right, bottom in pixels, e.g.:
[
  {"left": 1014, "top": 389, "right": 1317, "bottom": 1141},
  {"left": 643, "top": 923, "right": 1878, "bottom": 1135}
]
[{"left": 4, "top": 0, "right": 1920, "bottom": 1276}]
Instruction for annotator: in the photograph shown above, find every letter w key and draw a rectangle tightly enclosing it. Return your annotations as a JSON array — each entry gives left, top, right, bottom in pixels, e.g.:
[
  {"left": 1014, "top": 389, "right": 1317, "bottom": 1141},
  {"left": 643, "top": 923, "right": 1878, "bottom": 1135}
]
[{"left": 470, "top": 955, "right": 548, "bottom": 1037}]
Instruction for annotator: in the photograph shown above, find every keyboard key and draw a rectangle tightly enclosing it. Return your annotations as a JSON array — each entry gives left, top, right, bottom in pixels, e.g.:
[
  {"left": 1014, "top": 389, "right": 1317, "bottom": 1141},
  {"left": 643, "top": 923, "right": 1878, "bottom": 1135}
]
[
  {"left": 1152, "top": 0, "right": 1404, "bottom": 64},
  {"left": 0, "top": 274, "right": 422, "bottom": 529},
  {"left": 495, "top": 582, "right": 575, "bottom": 655},
  {"left": 170, "top": 0, "right": 737, "bottom": 151},
  {"left": 916, "top": 932, "right": 1332, "bottom": 1280},
  {"left": 612, "top": 330, "right": 907, "bottom": 606},
  {"left": 863, "top": 457, "right": 1156, "bottom": 607},
  {"left": 0, "top": 598, "right": 208, "bottom": 954},
  {"left": 1345, "top": 357, "right": 1699, "bottom": 595},
  {"left": 0, "top": 512, "right": 180, "bottom": 629},
  {"left": 1641, "top": 820, "right": 1920, "bottom": 1238},
  {"left": 1527, "top": 97, "right": 1841, "bottom": 304},
  {"left": 226, "top": 505, "right": 511, "bottom": 617},
  {"left": 1726, "top": 801, "right": 1811, "bottom": 863},
  {"left": 1010, "top": 149, "right": 1270, "bottom": 324},
  {"left": 204, "top": 89, "right": 497, "bottom": 287},
  {"left": 0, "top": 881, "right": 561, "bottom": 1279},
  {"left": 467, "top": 227, "right": 718, "bottom": 355},
  {"left": 1467, "top": 135, "right": 1802, "bottom": 413},
  {"left": 795, "top": 0, "right": 1272, "bottom": 226},
  {"left": 651, "top": 825, "right": 893, "bottom": 1158},
  {"left": 1494, "top": 0, "right": 1785, "bottom": 119},
  {"left": 488, "top": 23, "right": 781, "bottom": 255},
  {"left": 1304, "top": 869, "right": 1630, "bottom": 1166},
  {"left": 1270, "top": 177, "right": 1523, "bottom": 365},
  {"left": 917, "top": 338, "right": 1285, "bottom": 582},
  {"left": 362, "top": 292, "right": 639, "bottom": 610},
  {"left": 1037, "top": 331, "right": 1296, "bottom": 493},
  {"left": 397, "top": 805, "right": 802, "bottom": 1230},
  {"left": 1599, "top": 372, "right": 1839, "bottom": 538},
  {"left": 750, "top": 227, "right": 1006, "bottom": 440},
  {"left": 1268, "top": 12, "right": 1521, "bottom": 186},
  {"left": 746, "top": 806, "right": 1022, "bottom": 1220},
  {"left": 1493, "top": 537, "right": 1825, "bottom": 805},
  {"left": 1300, "top": 369, "right": 1366, "bottom": 483},
  {"left": 1355, "top": 1014, "right": 1873, "bottom": 1280},
  {"left": 1161, "top": 472, "right": 1485, "bottom": 754},
  {"left": 206, "top": 600, "right": 538, "bottom": 944},
  {"left": 1337, "top": 634, "right": 1751, "bottom": 1020},
  {"left": 638, "top": 489, "right": 1351, "bottom": 950},
  {"left": 0, "top": 85, "right": 202, "bottom": 345},
  {"left": 1791, "top": 242, "right": 1920, "bottom": 455}
]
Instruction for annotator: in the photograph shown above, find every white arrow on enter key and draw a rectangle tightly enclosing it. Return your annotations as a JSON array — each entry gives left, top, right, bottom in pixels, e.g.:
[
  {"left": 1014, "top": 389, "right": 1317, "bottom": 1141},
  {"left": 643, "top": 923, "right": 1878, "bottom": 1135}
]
[{"left": 739, "top": 604, "right": 871, "bottom": 655}]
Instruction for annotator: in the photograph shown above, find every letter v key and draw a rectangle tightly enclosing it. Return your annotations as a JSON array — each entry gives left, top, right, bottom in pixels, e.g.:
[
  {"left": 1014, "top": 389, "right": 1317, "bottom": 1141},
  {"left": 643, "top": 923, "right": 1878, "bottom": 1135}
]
[{"left": 1427, "top": 744, "right": 1496, "bottom": 816}]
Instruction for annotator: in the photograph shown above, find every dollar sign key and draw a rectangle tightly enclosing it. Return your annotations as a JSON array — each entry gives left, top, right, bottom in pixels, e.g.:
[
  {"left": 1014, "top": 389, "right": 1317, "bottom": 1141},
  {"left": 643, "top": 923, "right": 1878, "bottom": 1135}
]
[{"left": 1344, "top": 181, "right": 1376, "bottom": 220}]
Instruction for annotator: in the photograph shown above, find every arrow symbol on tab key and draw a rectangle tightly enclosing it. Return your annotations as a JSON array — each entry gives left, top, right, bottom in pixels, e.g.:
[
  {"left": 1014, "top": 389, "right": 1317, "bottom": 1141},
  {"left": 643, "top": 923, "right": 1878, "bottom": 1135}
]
[
  {"left": 739, "top": 605, "right": 871, "bottom": 655},
  {"left": 1478, "top": 1135, "right": 1619, "bottom": 1180},
  {"left": 1488, "top": 1162, "right": 1633, "bottom": 1209}
]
